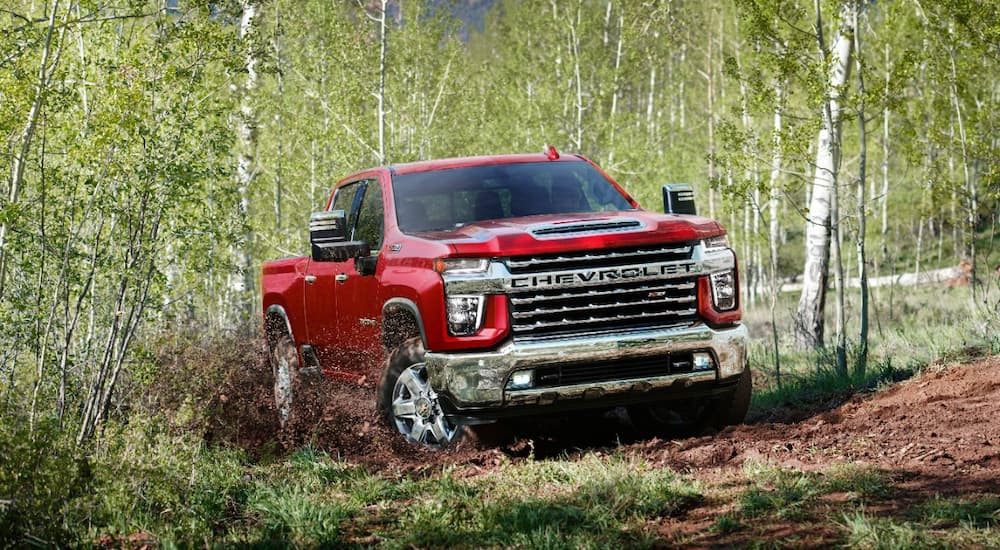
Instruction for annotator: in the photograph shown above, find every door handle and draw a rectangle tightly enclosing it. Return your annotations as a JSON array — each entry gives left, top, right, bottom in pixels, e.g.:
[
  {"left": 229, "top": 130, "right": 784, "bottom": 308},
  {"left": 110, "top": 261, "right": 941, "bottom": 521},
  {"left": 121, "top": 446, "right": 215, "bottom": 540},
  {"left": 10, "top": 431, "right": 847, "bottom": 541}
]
[
  {"left": 335, "top": 273, "right": 348, "bottom": 283},
  {"left": 304, "top": 275, "right": 317, "bottom": 284}
]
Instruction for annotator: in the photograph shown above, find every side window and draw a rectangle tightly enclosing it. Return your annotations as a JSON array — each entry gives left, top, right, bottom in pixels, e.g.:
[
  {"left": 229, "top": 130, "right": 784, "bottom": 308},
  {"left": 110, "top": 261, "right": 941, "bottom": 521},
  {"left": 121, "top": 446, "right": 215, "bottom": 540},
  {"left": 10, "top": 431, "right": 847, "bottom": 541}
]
[
  {"left": 330, "top": 181, "right": 363, "bottom": 234},
  {"left": 331, "top": 181, "right": 361, "bottom": 214},
  {"left": 353, "top": 180, "right": 385, "bottom": 250}
]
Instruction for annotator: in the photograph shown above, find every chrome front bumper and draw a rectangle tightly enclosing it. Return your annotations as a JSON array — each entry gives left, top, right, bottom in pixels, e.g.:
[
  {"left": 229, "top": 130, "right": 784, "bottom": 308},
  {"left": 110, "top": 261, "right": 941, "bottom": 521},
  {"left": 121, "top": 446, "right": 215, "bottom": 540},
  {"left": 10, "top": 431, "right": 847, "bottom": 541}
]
[{"left": 424, "top": 323, "right": 748, "bottom": 414}]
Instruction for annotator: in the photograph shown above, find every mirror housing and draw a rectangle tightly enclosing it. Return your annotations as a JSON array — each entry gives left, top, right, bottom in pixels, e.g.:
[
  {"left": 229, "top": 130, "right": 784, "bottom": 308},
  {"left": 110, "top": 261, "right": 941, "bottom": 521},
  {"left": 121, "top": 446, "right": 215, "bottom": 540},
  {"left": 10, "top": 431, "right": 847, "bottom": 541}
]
[
  {"left": 313, "top": 240, "right": 370, "bottom": 262},
  {"left": 310, "top": 210, "right": 368, "bottom": 262},
  {"left": 662, "top": 183, "right": 697, "bottom": 215}
]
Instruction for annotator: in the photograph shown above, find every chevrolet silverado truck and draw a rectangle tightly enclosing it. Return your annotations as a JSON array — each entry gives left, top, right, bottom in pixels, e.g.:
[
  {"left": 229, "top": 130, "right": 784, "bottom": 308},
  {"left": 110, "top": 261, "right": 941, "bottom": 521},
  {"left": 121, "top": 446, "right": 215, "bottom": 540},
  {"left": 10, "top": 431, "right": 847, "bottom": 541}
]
[{"left": 261, "top": 148, "right": 750, "bottom": 448}]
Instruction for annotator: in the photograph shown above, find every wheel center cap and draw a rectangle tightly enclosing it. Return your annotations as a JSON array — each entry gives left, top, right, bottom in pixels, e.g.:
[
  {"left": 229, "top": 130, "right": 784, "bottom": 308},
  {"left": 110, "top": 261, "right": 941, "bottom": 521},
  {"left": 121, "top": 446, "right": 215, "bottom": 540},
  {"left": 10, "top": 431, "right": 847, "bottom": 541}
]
[{"left": 415, "top": 397, "right": 433, "bottom": 419}]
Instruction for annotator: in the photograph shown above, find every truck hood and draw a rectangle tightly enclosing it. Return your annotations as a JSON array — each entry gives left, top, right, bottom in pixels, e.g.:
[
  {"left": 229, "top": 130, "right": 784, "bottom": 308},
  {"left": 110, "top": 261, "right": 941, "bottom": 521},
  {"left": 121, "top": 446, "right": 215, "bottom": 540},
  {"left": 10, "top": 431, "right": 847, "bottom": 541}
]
[{"left": 411, "top": 210, "right": 725, "bottom": 257}]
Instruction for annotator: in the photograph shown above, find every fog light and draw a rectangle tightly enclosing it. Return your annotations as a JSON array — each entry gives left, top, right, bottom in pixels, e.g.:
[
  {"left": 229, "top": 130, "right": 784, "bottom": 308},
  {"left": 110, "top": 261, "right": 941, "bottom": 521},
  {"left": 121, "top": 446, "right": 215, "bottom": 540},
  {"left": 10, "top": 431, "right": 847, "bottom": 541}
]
[
  {"left": 710, "top": 270, "right": 737, "bottom": 311},
  {"left": 446, "top": 295, "right": 484, "bottom": 336},
  {"left": 506, "top": 369, "right": 534, "bottom": 390},
  {"left": 692, "top": 352, "right": 714, "bottom": 371}
]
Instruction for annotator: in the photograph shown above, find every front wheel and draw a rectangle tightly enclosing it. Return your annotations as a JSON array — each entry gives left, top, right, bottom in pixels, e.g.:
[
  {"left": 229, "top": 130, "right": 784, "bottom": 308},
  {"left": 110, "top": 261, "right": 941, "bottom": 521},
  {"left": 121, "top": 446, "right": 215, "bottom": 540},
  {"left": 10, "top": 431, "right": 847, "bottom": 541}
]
[
  {"left": 629, "top": 367, "right": 752, "bottom": 436},
  {"left": 700, "top": 366, "right": 752, "bottom": 430},
  {"left": 377, "top": 337, "right": 462, "bottom": 449}
]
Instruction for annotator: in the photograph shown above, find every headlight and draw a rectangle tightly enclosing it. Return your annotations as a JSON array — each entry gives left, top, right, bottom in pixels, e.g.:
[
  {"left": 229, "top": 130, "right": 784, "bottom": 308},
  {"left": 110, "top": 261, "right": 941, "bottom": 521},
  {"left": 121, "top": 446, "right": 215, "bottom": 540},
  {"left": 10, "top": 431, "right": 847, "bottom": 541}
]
[
  {"left": 710, "top": 270, "right": 737, "bottom": 311},
  {"left": 702, "top": 235, "right": 729, "bottom": 252},
  {"left": 434, "top": 257, "right": 489, "bottom": 274},
  {"left": 446, "top": 295, "right": 484, "bottom": 336}
]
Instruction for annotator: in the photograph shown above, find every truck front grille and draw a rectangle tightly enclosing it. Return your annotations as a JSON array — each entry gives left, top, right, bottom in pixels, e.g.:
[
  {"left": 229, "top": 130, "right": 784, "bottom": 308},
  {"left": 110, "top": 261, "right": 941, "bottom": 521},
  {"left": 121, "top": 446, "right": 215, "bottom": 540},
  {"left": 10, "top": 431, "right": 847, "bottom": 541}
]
[
  {"left": 533, "top": 352, "right": 701, "bottom": 387},
  {"left": 506, "top": 244, "right": 699, "bottom": 340}
]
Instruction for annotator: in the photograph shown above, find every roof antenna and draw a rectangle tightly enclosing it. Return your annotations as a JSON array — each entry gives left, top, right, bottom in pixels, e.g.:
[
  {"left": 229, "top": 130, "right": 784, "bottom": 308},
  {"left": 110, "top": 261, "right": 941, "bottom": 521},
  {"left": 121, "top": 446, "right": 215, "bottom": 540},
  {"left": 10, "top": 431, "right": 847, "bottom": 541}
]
[{"left": 545, "top": 144, "right": 560, "bottom": 161}]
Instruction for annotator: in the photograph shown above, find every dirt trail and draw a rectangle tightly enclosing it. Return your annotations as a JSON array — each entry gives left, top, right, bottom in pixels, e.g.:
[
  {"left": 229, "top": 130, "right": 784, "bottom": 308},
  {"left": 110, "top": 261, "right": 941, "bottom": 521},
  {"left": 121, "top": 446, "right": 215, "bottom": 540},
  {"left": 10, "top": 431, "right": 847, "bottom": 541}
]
[
  {"left": 632, "top": 355, "right": 1000, "bottom": 486},
  {"left": 207, "top": 345, "right": 1000, "bottom": 484}
]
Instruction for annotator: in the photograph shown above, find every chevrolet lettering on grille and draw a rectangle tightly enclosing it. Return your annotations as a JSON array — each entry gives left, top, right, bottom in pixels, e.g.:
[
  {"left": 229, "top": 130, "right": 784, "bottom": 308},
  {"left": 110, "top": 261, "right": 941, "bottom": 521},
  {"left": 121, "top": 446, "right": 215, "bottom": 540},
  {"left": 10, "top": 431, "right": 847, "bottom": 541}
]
[{"left": 509, "top": 261, "right": 701, "bottom": 289}]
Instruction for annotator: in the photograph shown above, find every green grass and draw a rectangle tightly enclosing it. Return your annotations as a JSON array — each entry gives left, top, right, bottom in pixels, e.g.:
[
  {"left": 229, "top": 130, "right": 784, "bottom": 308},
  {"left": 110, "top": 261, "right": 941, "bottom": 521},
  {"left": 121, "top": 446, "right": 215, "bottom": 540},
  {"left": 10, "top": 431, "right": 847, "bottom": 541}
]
[
  {"left": 736, "top": 461, "right": 892, "bottom": 523},
  {"left": 744, "top": 284, "right": 1000, "bottom": 413},
  {"left": 841, "top": 505, "right": 1000, "bottom": 550}
]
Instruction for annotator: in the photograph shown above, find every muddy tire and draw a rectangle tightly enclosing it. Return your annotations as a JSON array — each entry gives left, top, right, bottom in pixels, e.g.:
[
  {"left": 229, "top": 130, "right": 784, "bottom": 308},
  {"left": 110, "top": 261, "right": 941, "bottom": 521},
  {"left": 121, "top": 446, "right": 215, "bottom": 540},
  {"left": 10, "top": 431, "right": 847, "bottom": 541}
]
[
  {"left": 268, "top": 332, "right": 299, "bottom": 429},
  {"left": 467, "top": 422, "right": 515, "bottom": 447},
  {"left": 700, "top": 366, "right": 752, "bottom": 430},
  {"left": 629, "top": 367, "right": 752, "bottom": 436},
  {"left": 377, "top": 337, "right": 462, "bottom": 449}
]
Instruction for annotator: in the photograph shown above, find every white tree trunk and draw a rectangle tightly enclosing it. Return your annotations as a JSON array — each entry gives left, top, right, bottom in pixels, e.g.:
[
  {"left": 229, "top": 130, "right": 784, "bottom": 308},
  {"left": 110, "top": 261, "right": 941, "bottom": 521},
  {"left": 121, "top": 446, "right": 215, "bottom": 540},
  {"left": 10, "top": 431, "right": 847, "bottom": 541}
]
[
  {"left": 377, "top": 0, "right": 388, "bottom": 163},
  {"left": 230, "top": 0, "right": 260, "bottom": 330},
  {"left": 880, "top": 43, "right": 890, "bottom": 261},
  {"left": 768, "top": 76, "right": 785, "bottom": 385},
  {"left": 794, "top": 0, "right": 855, "bottom": 350},
  {"left": 854, "top": 6, "right": 869, "bottom": 374}
]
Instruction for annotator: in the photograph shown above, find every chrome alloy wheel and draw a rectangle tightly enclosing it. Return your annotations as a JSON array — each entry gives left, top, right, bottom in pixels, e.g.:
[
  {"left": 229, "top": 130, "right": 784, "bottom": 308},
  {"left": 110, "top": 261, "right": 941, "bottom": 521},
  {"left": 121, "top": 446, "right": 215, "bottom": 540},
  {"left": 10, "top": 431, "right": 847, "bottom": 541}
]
[{"left": 390, "top": 362, "right": 459, "bottom": 448}]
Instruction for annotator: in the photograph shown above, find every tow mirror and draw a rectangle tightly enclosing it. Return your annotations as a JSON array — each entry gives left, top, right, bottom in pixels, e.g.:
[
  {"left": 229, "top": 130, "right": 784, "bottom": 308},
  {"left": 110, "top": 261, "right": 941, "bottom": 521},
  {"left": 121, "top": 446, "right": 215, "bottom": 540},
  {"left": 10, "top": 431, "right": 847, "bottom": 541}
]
[
  {"left": 662, "top": 183, "right": 697, "bottom": 215},
  {"left": 310, "top": 210, "right": 370, "bottom": 262}
]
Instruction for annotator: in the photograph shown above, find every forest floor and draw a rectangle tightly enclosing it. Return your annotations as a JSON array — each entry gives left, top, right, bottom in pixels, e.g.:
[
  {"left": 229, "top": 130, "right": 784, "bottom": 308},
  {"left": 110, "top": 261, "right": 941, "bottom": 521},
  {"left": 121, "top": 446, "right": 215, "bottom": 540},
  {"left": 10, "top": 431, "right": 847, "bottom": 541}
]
[{"left": 197, "top": 345, "right": 1000, "bottom": 547}]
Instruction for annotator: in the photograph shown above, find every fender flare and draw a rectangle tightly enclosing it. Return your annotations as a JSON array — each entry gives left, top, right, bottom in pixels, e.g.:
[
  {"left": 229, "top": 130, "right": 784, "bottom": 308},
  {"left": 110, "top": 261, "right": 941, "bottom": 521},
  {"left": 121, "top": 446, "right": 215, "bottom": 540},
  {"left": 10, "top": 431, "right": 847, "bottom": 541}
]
[
  {"left": 264, "top": 304, "right": 294, "bottom": 345},
  {"left": 382, "top": 297, "right": 427, "bottom": 349}
]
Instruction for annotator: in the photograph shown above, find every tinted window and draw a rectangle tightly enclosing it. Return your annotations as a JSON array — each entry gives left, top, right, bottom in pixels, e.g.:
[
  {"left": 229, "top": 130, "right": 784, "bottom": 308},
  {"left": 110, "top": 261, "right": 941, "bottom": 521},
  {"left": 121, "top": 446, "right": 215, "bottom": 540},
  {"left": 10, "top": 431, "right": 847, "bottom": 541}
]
[
  {"left": 392, "top": 161, "right": 633, "bottom": 233},
  {"left": 331, "top": 181, "right": 363, "bottom": 231},
  {"left": 354, "top": 181, "right": 384, "bottom": 249}
]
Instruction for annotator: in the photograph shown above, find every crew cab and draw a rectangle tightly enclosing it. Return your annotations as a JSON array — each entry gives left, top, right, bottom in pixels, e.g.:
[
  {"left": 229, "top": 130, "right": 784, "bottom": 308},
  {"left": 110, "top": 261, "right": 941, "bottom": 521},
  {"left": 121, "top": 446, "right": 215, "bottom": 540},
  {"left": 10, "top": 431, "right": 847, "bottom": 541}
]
[{"left": 261, "top": 148, "right": 750, "bottom": 448}]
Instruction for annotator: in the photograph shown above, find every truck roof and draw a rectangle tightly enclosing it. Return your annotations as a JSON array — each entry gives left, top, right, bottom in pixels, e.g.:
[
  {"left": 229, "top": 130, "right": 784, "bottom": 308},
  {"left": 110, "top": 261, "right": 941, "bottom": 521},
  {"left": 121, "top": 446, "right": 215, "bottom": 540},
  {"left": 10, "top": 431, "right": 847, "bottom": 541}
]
[{"left": 389, "top": 153, "right": 581, "bottom": 176}]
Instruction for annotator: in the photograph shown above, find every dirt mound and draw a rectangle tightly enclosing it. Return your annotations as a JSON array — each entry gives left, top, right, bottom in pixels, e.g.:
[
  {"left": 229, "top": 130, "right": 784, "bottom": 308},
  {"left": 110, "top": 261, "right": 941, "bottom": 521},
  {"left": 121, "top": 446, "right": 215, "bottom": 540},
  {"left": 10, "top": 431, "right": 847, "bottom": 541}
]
[{"left": 630, "top": 355, "right": 1000, "bottom": 485}]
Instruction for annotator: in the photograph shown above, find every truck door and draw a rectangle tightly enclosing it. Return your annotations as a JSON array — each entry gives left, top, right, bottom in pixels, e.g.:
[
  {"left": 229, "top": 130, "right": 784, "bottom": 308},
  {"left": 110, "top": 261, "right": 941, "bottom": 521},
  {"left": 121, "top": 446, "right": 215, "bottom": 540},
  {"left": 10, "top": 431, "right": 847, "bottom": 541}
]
[
  {"left": 334, "top": 178, "right": 385, "bottom": 378},
  {"left": 303, "top": 180, "right": 364, "bottom": 371}
]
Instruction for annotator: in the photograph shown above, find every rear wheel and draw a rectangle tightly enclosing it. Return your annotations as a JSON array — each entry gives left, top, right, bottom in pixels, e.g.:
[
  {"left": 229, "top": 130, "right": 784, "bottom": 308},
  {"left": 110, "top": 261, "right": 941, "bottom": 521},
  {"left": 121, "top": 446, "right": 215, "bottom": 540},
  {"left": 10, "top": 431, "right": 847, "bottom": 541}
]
[
  {"left": 377, "top": 337, "right": 462, "bottom": 449},
  {"left": 268, "top": 332, "right": 299, "bottom": 429}
]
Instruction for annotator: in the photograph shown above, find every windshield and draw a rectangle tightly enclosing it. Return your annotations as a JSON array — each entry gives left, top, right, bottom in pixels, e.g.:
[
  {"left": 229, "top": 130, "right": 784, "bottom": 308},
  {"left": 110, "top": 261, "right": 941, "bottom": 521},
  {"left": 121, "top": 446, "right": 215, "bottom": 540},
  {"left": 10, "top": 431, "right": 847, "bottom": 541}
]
[{"left": 392, "top": 161, "right": 634, "bottom": 233}]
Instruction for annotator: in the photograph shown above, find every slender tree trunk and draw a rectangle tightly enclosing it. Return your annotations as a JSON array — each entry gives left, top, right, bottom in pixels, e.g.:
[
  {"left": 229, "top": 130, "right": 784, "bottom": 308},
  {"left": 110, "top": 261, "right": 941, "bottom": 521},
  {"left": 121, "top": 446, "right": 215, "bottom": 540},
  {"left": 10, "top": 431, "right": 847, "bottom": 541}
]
[
  {"left": 570, "top": 6, "right": 584, "bottom": 151},
  {"left": 948, "top": 47, "right": 977, "bottom": 312},
  {"left": 233, "top": 0, "right": 260, "bottom": 330},
  {"left": 735, "top": 40, "right": 760, "bottom": 308},
  {"left": 768, "top": 75, "right": 786, "bottom": 387},
  {"left": 853, "top": 6, "right": 869, "bottom": 375},
  {"left": 646, "top": 64, "right": 656, "bottom": 138},
  {"left": 607, "top": 11, "right": 623, "bottom": 167},
  {"left": 273, "top": 3, "right": 283, "bottom": 230},
  {"left": 678, "top": 42, "right": 686, "bottom": 131},
  {"left": 377, "top": 0, "right": 388, "bottom": 163},
  {"left": 831, "top": 153, "right": 847, "bottom": 378},
  {"left": 880, "top": 43, "right": 890, "bottom": 270},
  {"left": 706, "top": 28, "right": 717, "bottom": 219},
  {"left": 794, "top": 0, "right": 855, "bottom": 350}
]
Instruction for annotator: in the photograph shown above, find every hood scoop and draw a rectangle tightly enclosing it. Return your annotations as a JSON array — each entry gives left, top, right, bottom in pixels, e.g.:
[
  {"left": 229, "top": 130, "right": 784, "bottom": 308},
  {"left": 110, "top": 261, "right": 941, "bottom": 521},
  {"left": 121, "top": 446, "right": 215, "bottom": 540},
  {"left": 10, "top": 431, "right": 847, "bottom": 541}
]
[{"left": 530, "top": 218, "right": 643, "bottom": 237}]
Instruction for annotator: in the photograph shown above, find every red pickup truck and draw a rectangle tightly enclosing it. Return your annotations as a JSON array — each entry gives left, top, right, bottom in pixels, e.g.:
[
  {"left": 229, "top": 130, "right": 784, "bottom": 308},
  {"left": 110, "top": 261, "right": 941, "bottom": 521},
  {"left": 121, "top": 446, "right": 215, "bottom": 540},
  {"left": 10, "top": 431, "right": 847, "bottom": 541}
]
[{"left": 261, "top": 149, "right": 750, "bottom": 448}]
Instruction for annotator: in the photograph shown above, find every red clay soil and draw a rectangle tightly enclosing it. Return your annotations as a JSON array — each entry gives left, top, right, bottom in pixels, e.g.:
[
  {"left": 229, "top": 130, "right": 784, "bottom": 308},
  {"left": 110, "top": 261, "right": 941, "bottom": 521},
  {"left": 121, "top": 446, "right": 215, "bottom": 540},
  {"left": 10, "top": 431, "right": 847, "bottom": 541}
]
[
  {"left": 632, "top": 355, "right": 1000, "bottom": 486},
  {"left": 205, "top": 342, "right": 1000, "bottom": 487}
]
